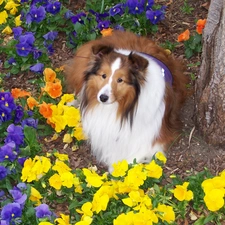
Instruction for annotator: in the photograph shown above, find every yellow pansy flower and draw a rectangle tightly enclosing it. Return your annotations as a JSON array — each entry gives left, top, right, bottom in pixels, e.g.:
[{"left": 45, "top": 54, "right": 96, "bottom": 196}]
[
  {"left": 92, "top": 192, "right": 109, "bottom": 213},
  {"left": 112, "top": 160, "right": 128, "bottom": 177},
  {"left": 144, "top": 160, "right": 163, "bottom": 179},
  {"left": 73, "top": 126, "right": 86, "bottom": 141},
  {"left": 83, "top": 168, "right": 106, "bottom": 187},
  {"left": 0, "top": 11, "right": 8, "bottom": 25},
  {"left": 122, "top": 190, "right": 142, "bottom": 207},
  {"left": 30, "top": 187, "right": 42, "bottom": 206},
  {"left": 63, "top": 106, "right": 81, "bottom": 127},
  {"left": 75, "top": 216, "right": 93, "bottom": 225},
  {"left": 15, "top": 14, "right": 21, "bottom": 26},
  {"left": 63, "top": 133, "right": 73, "bottom": 143},
  {"left": 60, "top": 171, "right": 74, "bottom": 188},
  {"left": 55, "top": 214, "right": 71, "bottom": 225},
  {"left": 157, "top": 204, "right": 175, "bottom": 223},
  {"left": 54, "top": 152, "right": 69, "bottom": 161},
  {"left": 155, "top": 152, "right": 167, "bottom": 164},
  {"left": 202, "top": 176, "right": 225, "bottom": 194},
  {"left": 59, "top": 93, "right": 75, "bottom": 105},
  {"left": 204, "top": 189, "right": 224, "bottom": 212},
  {"left": 4, "top": 1, "right": 20, "bottom": 15},
  {"left": 125, "top": 164, "right": 146, "bottom": 189},
  {"left": 76, "top": 202, "right": 93, "bottom": 217},
  {"left": 173, "top": 182, "right": 193, "bottom": 201},
  {"left": 49, "top": 173, "right": 62, "bottom": 190},
  {"left": 52, "top": 160, "right": 71, "bottom": 174},
  {"left": 113, "top": 211, "right": 134, "bottom": 225},
  {"left": 2, "top": 25, "right": 12, "bottom": 34}
]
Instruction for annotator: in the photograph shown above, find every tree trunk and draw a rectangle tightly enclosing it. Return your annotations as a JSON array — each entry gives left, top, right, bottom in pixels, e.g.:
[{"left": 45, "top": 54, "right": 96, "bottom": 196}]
[{"left": 195, "top": 0, "right": 225, "bottom": 145}]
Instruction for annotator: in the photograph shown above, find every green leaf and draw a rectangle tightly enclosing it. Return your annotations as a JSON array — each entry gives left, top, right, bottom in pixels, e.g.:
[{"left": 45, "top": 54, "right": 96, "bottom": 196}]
[
  {"left": 203, "top": 213, "right": 216, "bottom": 224},
  {"left": 185, "top": 48, "right": 193, "bottom": 59}
]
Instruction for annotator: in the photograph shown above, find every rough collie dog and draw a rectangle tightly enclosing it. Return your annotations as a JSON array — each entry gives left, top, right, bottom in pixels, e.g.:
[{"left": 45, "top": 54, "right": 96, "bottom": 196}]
[{"left": 65, "top": 31, "right": 187, "bottom": 171}]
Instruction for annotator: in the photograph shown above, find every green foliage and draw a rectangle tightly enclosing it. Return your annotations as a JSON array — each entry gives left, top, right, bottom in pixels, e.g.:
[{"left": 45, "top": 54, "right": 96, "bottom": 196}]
[
  {"left": 181, "top": 0, "right": 194, "bottom": 15},
  {"left": 184, "top": 33, "right": 202, "bottom": 58}
]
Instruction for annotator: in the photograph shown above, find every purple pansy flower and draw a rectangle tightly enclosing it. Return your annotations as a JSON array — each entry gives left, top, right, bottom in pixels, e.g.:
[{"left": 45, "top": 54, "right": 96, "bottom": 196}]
[
  {"left": 1, "top": 203, "right": 22, "bottom": 222},
  {"left": 21, "top": 118, "right": 38, "bottom": 129},
  {"left": 12, "top": 27, "right": 23, "bottom": 40},
  {"left": 109, "top": 3, "right": 124, "bottom": 16},
  {"left": 19, "top": 32, "right": 35, "bottom": 46},
  {"left": 5, "top": 124, "right": 24, "bottom": 146},
  {"left": 0, "top": 166, "right": 8, "bottom": 180},
  {"left": 46, "top": 1, "right": 61, "bottom": 15},
  {"left": 26, "top": 5, "right": 46, "bottom": 24},
  {"left": 125, "top": 0, "right": 145, "bottom": 14},
  {"left": 30, "top": 63, "right": 44, "bottom": 73},
  {"left": 45, "top": 43, "right": 54, "bottom": 55},
  {"left": 64, "top": 10, "right": 74, "bottom": 19},
  {"left": 14, "top": 105, "right": 24, "bottom": 124},
  {"left": 146, "top": 6, "right": 166, "bottom": 24},
  {"left": 8, "top": 57, "right": 16, "bottom": 65},
  {"left": 97, "top": 20, "right": 110, "bottom": 31},
  {"left": 71, "top": 12, "right": 86, "bottom": 24},
  {"left": 33, "top": 48, "right": 42, "bottom": 60},
  {"left": 17, "top": 157, "right": 27, "bottom": 167},
  {"left": 146, "top": 0, "right": 154, "bottom": 10},
  {"left": 16, "top": 32, "right": 35, "bottom": 57},
  {"left": 114, "top": 24, "right": 125, "bottom": 31},
  {"left": 9, "top": 187, "right": 27, "bottom": 206},
  {"left": 0, "top": 142, "right": 17, "bottom": 162},
  {"left": 89, "top": 10, "right": 109, "bottom": 22},
  {"left": 35, "top": 204, "right": 52, "bottom": 219},
  {"left": 16, "top": 42, "right": 32, "bottom": 57},
  {"left": 43, "top": 31, "right": 58, "bottom": 41}
]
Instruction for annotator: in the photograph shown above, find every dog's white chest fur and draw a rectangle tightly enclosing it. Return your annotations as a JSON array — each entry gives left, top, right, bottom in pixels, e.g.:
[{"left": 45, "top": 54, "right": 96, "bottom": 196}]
[{"left": 81, "top": 55, "right": 166, "bottom": 170}]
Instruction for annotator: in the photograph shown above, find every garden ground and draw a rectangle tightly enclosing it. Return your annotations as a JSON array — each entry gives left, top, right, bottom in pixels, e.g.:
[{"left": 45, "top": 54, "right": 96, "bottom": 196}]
[{"left": 2, "top": 0, "right": 225, "bottom": 178}]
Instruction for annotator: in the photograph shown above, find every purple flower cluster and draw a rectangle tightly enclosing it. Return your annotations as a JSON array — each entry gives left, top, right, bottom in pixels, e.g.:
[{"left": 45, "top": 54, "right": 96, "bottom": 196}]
[
  {"left": 0, "top": 183, "right": 27, "bottom": 224},
  {"left": 0, "top": 92, "right": 39, "bottom": 184},
  {"left": 24, "top": 0, "right": 61, "bottom": 24},
  {"left": 0, "top": 92, "right": 16, "bottom": 124},
  {"left": 68, "top": 0, "right": 166, "bottom": 36}
]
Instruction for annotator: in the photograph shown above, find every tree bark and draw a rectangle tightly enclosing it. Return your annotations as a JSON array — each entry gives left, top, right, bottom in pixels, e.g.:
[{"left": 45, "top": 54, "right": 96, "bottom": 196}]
[{"left": 195, "top": 0, "right": 225, "bottom": 145}]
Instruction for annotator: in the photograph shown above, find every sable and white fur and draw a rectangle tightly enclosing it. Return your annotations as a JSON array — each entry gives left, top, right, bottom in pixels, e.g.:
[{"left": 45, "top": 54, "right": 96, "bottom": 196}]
[{"left": 65, "top": 31, "right": 187, "bottom": 171}]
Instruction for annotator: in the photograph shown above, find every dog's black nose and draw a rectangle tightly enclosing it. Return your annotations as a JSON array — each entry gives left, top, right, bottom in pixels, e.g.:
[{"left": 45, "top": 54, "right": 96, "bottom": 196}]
[{"left": 100, "top": 94, "right": 109, "bottom": 102}]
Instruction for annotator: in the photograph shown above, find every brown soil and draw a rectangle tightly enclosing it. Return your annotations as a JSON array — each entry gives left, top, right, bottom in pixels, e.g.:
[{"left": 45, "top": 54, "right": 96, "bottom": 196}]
[{"left": 2, "top": 0, "right": 225, "bottom": 177}]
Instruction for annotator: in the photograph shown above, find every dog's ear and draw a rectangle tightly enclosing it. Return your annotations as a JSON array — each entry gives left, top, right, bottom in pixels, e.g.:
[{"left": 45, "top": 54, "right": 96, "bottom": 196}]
[
  {"left": 128, "top": 52, "right": 149, "bottom": 72},
  {"left": 92, "top": 44, "right": 113, "bottom": 58}
]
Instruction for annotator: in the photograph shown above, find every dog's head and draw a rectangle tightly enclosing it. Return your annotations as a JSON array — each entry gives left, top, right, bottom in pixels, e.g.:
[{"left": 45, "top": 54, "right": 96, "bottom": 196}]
[{"left": 81, "top": 44, "right": 148, "bottom": 123}]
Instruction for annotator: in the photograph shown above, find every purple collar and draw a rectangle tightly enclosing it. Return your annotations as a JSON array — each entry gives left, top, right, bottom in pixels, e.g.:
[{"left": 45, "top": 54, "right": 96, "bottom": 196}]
[{"left": 142, "top": 53, "right": 173, "bottom": 86}]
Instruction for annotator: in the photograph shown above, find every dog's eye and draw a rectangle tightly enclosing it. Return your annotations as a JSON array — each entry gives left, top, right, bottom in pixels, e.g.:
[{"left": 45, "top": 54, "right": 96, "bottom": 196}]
[
  {"left": 117, "top": 78, "right": 123, "bottom": 83},
  {"left": 102, "top": 74, "right": 107, "bottom": 79}
]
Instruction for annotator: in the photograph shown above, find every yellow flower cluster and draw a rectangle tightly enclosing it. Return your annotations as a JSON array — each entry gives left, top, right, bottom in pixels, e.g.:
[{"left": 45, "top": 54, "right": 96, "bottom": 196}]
[
  {"left": 21, "top": 152, "right": 83, "bottom": 194},
  {"left": 0, "top": 0, "right": 21, "bottom": 34},
  {"left": 21, "top": 156, "right": 51, "bottom": 182},
  {"left": 202, "top": 170, "right": 225, "bottom": 212},
  {"left": 76, "top": 157, "right": 175, "bottom": 225},
  {"left": 26, "top": 68, "right": 86, "bottom": 142}
]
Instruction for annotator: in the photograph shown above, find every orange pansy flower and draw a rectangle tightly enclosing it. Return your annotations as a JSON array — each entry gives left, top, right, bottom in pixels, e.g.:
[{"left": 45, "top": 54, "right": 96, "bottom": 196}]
[
  {"left": 44, "top": 80, "right": 62, "bottom": 99},
  {"left": 39, "top": 102, "right": 53, "bottom": 118},
  {"left": 27, "top": 97, "right": 38, "bottom": 110},
  {"left": 43, "top": 68, "right": 56, "bottom": 82},
  {"left": 101, "top": 28, "right": 113, "bottom": 37},
  {"left": 11, "top": 88, "right": 31, "bottom": 99},
  {"left": 177, "top": 29, "right": 190, "bottom": 42},
  {"left": 196, "top": 19, "right": 207, "bottom": 34}
]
